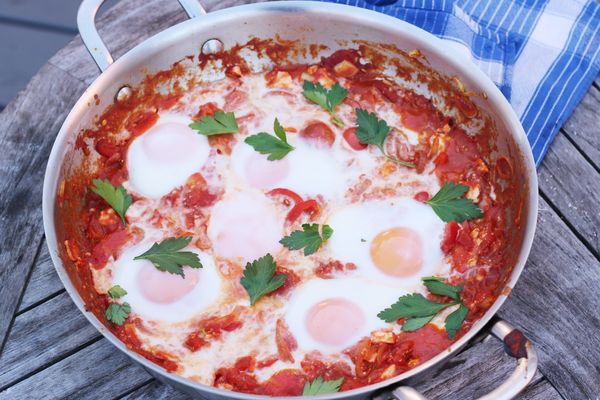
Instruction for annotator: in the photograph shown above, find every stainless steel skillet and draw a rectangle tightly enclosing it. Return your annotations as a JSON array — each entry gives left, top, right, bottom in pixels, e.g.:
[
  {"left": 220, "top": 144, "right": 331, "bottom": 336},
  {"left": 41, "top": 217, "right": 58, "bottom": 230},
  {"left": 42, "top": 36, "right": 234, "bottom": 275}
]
[{"left": 42, "top": 0, "right": 539, "bottom": 398}]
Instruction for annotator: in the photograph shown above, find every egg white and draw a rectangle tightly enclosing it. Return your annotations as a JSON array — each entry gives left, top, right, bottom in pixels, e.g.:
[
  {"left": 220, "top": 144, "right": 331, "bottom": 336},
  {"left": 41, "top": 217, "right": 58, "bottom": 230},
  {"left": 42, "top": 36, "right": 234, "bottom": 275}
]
[
  {"left": 326, "top": 197, "right": 447, "bottom": 290},
  {"left": 284, "top": 278, "right": 403, "bottom": 354},
  {"left": 207, "top": 188, "right": 284, "bottom": 264},
  {"left": 230, "top": 134, "right": 377, "bottom": 201},
  {"left": 112, "top": 242, "right": 222, "bottom": 323},
  {"left": 127, "top": 113, "right": 209, "bottom": 198}
]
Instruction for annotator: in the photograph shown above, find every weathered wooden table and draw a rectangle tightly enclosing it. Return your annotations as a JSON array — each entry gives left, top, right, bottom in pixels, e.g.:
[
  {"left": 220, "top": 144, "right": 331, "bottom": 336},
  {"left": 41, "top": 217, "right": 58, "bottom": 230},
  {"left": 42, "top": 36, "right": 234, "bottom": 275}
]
[{"left": 0, "top": 1, "right": 598, "bottom": 399}]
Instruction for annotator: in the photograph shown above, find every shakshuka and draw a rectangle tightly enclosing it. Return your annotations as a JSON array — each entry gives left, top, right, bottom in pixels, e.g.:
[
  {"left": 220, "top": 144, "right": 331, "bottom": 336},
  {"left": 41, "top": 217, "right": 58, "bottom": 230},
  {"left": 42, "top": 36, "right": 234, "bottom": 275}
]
[{"left": 55, "top": 38, "right": 525, "bottom": 396}]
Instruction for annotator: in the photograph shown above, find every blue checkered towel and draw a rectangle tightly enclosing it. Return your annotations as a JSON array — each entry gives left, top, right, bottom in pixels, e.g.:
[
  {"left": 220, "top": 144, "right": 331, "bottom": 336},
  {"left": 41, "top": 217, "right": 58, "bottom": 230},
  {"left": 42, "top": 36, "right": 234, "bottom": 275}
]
[{"left": 318, "top": 0, "right": 600, "bottom": 166}]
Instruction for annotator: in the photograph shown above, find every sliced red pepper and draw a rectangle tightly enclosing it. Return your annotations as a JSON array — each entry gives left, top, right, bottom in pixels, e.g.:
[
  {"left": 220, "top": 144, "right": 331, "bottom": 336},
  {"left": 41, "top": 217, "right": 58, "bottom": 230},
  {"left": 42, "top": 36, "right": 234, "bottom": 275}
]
[
  {"left": 267, "top": 188, "right": 303, "bottom": 205},
  {"left": 267, "top": 188, "right": 320, "bottom": 223},
  {"left": 286, "top": 199, "right": 320, "bottom": 224}
]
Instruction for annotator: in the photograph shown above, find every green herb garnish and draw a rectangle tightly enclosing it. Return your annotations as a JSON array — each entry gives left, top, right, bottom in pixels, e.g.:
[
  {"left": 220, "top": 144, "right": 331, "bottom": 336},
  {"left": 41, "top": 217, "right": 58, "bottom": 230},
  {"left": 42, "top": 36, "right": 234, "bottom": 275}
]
[
  {"left": 355, "top": 108, "right": 415, "bottom": 168},
  {"left": 189, "top": 111, "right": 238, "bottom": 136},
  {"left": 280, "top": 224, "right": 333, "bottom": 256},
  {"left": 90, "top": 179, "right": 132, "bottom": 223},
  {"left": 427, "top": 182, "right": 483, "bottom": 222},
  {"left": 378, "top": 277, "right": 469, "bottom": 339},
  {"left": 244, "top": 118, "right": 294, "bottom": 160},
  {"left": 302, "top": 80, "right": 347, "bottom": 127},
  {"left": 134, "top": 236, "right": 202, "bottom": 277},
  {"left": 240, "top": 254, "right": 286, "bottom": 306}
]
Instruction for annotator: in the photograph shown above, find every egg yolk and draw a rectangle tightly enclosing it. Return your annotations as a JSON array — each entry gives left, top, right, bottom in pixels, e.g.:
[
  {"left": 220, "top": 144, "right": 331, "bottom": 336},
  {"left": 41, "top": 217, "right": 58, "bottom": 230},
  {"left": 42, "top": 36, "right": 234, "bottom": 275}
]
[
  {"left": 305, "top": 298, "right": 365, "bottom": 346},
  {"left": 370, "top": 227, "right": 423, "bottom": 277},
  {"left": 245, "top": 153, "right": 290, "bottom": 189},
  {"left": 141, "top": 122, "right": 199, "bottom": 163},
  {"left": 137, "top": 263, "right": 199, "bottom": 304}
]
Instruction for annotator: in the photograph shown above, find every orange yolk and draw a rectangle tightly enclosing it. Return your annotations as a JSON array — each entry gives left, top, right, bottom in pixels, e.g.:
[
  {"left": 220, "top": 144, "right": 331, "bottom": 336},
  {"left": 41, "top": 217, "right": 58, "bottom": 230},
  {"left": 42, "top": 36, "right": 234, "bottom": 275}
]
[
  {"left": 305, "top": 298, "right": 365, "bottom": 346},
  {"left": 370, "top": 227, "right": 423, "bottom": 277},
  {"left": 142, "top": 122, "right": 198, "bottom": 163},
  {"left": 138, "top": 263, "right": 199, "bottom": 304}
]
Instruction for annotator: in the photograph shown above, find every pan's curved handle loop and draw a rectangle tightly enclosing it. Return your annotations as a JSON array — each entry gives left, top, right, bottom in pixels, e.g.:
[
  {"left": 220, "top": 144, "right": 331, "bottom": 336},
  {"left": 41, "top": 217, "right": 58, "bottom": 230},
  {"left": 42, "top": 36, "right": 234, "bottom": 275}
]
[
  {"left": 77, "top": 0, "right": 206, "bottom": 72},
  {"left": 392, "top": 319, "right": 538, "bottom": 400}
]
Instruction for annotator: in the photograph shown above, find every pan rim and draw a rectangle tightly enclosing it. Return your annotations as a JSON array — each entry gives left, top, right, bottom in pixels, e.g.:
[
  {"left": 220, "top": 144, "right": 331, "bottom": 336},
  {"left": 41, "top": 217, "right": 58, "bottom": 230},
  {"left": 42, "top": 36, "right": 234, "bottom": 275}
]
[{"left": 42, "top": 2, "right": 539, "bottom": 399}]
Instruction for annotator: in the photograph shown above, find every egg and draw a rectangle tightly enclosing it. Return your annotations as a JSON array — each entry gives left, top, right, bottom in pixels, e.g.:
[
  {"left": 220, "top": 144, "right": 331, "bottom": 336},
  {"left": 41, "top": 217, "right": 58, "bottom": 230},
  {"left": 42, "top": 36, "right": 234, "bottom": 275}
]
[
  {"left": 127, "top": 113, "right": 210, "bottom": 198},
  {"left": 326, "top": 197, "right": 447, "bottom": 290},
  {"left": 112, "top": 242, "right": 221, "bottom": 322},
  {"left": 230, "top": 133, "right": 376, "bottom": 200},
  {"left": 207, "top": 189, "right": 284, "bottom": 264},
  {"left": 284, "top": 278, "right": 402, "bottom": 354}
]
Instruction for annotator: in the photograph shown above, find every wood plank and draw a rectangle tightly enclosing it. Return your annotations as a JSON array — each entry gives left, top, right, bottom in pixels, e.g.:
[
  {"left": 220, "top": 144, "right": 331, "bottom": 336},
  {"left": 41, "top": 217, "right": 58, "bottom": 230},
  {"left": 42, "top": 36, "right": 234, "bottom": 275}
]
[
  {"left": 0, "top": 292, "right": 100, "bottom": 390},
  {"left": 0, "top": 23, "right": 73, "bottom": 106},
  {"left": 17, "top": 238, "right": 64, "bottom": 312},
  {"left": 561, "top": 84, "right": 600, "bottom": 169},
  {"left": 519, "top": 378, "right": 564, "bottom": 400},
  {"left": 538, "top": 132, "right": 600, "bottom": 255},
  {"left": 119, "top": 380, "right": 190, "bottom": 400},
  {"left": 0, "top": 64, "right": 88, "bottom": 352},
  {"left": 497, "top": 198, "right": 600, "bottom": 399},
  {"left": 0, "top": 339, "right": 150, "bottom": 400}
]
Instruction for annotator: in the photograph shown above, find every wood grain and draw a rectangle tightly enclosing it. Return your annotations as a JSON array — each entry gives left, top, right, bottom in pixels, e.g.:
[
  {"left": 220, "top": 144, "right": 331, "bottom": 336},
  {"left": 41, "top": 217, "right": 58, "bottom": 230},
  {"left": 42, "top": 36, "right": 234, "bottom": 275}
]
[
  {"left": 0, "top": 64, "right": 88, "bottom": 353},
  {"left": 0, "top": 292, "right": 100, "bottom": 390},
  {"left": 0, "top": 339, "right": 150, "bottom": 400},
  {"left": 519, "top": 378, "right": 564, "bottom": 400},
  {"left": 120, "top": 380, "right": 190, "bottom": 400},
  {"left": 538, "top": 132, "right": 600, "bottom": 255},
  {"left": 561, "top": 85, "right": 600, "bottom": 169},
  {"left": 498, "top": 198, "right": 600, "bottom": 399},
  {"left": 17, "top": 238, "right": 64, "bottom": 312}
]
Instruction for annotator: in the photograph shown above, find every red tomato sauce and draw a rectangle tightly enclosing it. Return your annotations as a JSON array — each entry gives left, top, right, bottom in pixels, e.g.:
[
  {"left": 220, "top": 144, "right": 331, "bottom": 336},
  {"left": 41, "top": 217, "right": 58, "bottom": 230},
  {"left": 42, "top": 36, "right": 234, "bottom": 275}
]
[{"left": 54, "top": 38, "right": 527, "bottom": 396}]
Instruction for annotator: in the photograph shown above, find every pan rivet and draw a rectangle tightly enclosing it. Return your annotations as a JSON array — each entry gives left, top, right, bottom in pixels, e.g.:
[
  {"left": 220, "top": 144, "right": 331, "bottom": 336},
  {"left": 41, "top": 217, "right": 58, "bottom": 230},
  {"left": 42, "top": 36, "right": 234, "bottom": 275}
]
[
  {"left": 201, "top": 39, "right": 224, "bottom": 54},
  {"left": 115, "top": 86, "right": 132, "bottom": 103}
]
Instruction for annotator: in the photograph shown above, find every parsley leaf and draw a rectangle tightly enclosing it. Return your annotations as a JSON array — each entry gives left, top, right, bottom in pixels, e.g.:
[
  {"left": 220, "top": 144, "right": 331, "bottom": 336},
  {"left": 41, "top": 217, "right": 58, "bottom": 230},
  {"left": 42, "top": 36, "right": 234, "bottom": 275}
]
[
  {"left": 355, "top": 108, "right": 389, "bottom": 152},
  {"left": 90, "top": 179, "right": 132, "bottom": 223},
  {"left": 402, "top": 315, "right": 436, "bottom": 331},
  {"left": 427, "top": 182, "right": 483, "bottom": 222},
  {"left": 107, "top": 285, "right": 127, "bottom": 299},
  {"left": 302, "top": 376, "right": 344, "bottom": 396},
  {"left": 377, "top": 293, "right": 454, "bottom": 322},
  {"left": 280, "top": 224, "right": 333, "bottom": 256},
  {"left": 302, "top": 80, "right": 347, "bottom": 127},
  {"left": 134, "top": 236, "right": 202, "bottom": 277},
  {"left": 445, "top": 303, "right": 469, "bottom": 339},
  {"left": 422, "top": 276, "right": 463, "bottom": 301},
  {"left": 189, "top": 111, "right": 238, "bottom": 136},
  {"left": 244, "top": 118, "right": 295, "bottom": 160},
  {"left": 105, "top": 302, "right": 131, "bottom": 325},
  {"left": 378, "top": 277, "right": 470, "bottom": 338},
  {"left": 355, "top": 108, "right": 415, "bottom": 168},
  {"left": 240, "top": 254, "right": 286, "bottom": 306}
]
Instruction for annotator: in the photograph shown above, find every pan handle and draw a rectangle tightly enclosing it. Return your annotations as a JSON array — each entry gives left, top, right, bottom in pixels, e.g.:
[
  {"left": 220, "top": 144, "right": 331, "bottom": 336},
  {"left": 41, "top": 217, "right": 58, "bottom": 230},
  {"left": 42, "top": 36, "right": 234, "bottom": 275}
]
[
  {"left": 77, "top": 0, "right": 206, "bottom": 72},
  {"left": 391, "top": 319, "right": 538, "bottom": 400}
]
